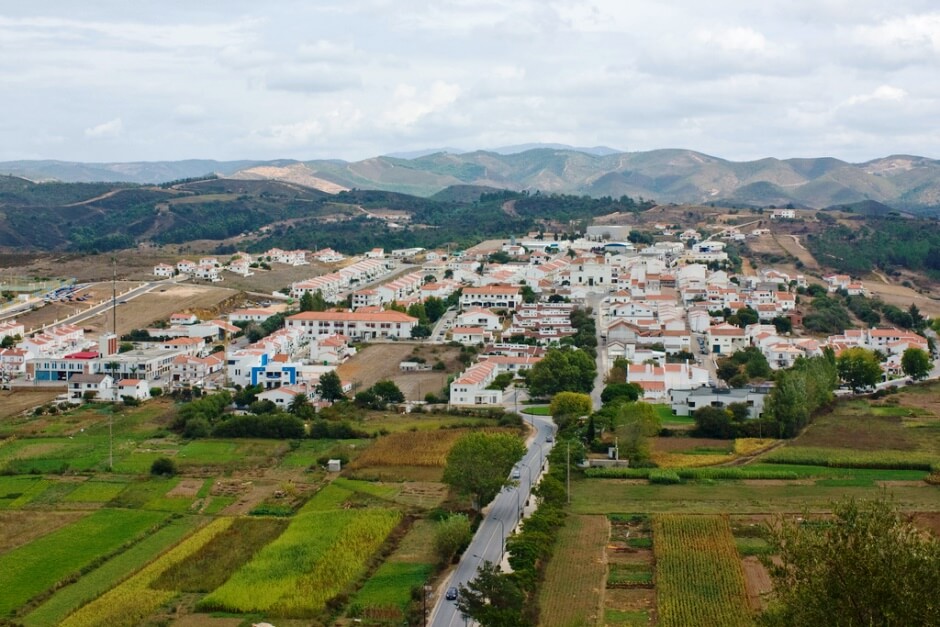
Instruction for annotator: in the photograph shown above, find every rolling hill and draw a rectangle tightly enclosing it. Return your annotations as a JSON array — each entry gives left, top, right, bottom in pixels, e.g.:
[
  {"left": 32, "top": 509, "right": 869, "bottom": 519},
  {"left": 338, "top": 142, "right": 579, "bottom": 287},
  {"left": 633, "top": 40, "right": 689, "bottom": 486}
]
[{"left": 2, "top": 149, "right": 940, "bottom": 212}]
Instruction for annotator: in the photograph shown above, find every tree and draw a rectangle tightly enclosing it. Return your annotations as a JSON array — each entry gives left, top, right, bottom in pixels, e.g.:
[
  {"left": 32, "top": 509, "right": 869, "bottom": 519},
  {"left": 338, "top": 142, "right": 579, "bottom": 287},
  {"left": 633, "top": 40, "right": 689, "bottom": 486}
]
[
  {"left": 457, "top": 561, "right": 528, "bottom": 627},
  {"left": 316, "top": 370, "right": 345, "bottom": 401},
  {"left": 761, "top": 497, "right": 940, "bottom": 627},
  {"left": 288, "top": 393, "right": 315, "bottom": 419},
  {"left": 443, "top": 431, "right": 526, "bottom": 510},
  {"left": 901, "top": 347, "right": 931, "bottom": 381},
  {"left": 372, "top": 379, "right": 405, "bottom": 405},
  {"left": 520, "top": 284, "right": 537, "bottom": 304},
  {"left": 299, "top": 291, "right": 315, "bottom": 312},
  {"left": 150, "top": 457, "right": 177, "bottom": 476},
  {"left": 613, "top": 402, "right": 661, "bottom": 464},
  {"left": 424, "top": 296, "right": 446, "bottom": 322},
  {"left": 433, "top": 514, "right": 472, "bottom": 566},
  {"left": 526, "top": 348, "right": 596, "bottom": 398},
  {"left": 600, "top": 382, "right": 642, "bottom": 404},
  {"left": 549, "top": 392, "right": 592, "bottom": 420},
  {"left": 836, "top": 347, "right": 882, "bottom": 391}
]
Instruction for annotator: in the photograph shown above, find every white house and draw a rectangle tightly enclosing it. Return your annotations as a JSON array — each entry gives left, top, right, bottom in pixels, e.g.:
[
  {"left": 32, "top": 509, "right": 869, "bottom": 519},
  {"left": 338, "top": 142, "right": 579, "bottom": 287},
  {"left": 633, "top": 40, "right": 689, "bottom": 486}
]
[
  {"left": 68, "top": 373, "right": 114, "bottom": 402},
  {"left": 707, "top": 323, "right": 747, "bottom": 355},
  {"left": 670, "top": 386, "right": 768, "bottom": 418},
  {"left": 114, "top": 379, "right": 150, "bottom": 402},
  {"left": 176, "top": 260, "right": 197, "bottom": 274},
  {"left": 449, "top": 360, "right": 502, "bottom": 406},
  {"left": 153, "top": 263, "right": 175, "bottom": 278},
  {"left": 228, "top": 308, "right": 279, "bottom": 324},
  {"left": 460, "top": 285, "right": 522, "bottom": 310},
  {"left": 456, "top": 308, "right": 503, "bottom": 332},
  {"left": 771, "top": 208, "right": 796, "bottom": 220},
  {"left": 286, "top": 310, "right": 418, "bottom": 340},
  {"left": 626, "top": 362, "right": 710, "bottom": 400},
  {"left": 450, "top": 327, "right": 492, "bottom": 345}
]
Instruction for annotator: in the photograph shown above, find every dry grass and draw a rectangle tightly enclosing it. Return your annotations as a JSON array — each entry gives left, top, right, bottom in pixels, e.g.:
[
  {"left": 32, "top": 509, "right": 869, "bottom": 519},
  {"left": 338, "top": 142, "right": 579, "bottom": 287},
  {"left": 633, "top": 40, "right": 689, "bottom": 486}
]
[
  {"left": 539, "top": 515, "right": 608, "bottom": 627},
  {"left": 349, "top": 430, "right": 466, "bottom": 469},
  {"left": 0, "top": 390, "right": 62, "bottom": 419}
]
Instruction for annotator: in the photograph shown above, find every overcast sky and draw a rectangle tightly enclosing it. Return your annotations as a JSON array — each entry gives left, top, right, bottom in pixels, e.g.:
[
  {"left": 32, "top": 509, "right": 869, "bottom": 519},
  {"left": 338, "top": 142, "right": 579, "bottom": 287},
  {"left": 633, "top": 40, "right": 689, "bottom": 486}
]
[{"left": 2, "top": 1, "right": 940, "bottom": 163}]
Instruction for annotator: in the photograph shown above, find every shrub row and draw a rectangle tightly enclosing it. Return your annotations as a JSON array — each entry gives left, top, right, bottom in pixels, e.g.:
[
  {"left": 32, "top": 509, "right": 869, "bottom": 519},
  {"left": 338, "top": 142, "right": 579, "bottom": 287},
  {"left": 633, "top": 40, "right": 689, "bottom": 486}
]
[
  {"left": 584, "top": 467, "right": 800, "bottom": 481},
  {"left": 762, "top": 447, "right": 938, "bottom": 471}
]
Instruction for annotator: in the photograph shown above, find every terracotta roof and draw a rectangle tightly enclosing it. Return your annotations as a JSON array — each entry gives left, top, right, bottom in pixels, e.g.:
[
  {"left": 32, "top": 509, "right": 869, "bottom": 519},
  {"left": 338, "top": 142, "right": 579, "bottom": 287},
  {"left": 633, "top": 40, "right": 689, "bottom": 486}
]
[{"left": 288, "top": 311, "right": 417, "bottom": 323}]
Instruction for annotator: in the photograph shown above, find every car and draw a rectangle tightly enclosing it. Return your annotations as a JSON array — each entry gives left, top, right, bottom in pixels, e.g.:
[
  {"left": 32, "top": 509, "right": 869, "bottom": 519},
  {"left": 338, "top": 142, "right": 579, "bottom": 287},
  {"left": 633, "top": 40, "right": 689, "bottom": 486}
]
[
  {"left": 545, "top": 435, "right": 554, "bottom": 443},
  {"left": 511, "top": 467, "right": 521, "bottom": 479},
  {"left": 445, "top": 587, "right": 458, "bottom": 601}
]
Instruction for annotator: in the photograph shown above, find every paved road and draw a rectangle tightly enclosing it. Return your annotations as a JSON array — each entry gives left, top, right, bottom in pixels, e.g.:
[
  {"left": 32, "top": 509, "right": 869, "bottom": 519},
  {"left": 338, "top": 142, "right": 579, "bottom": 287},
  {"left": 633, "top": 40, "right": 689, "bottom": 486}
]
[
  {"left": 41, "top": 280, "right": 168, "bottom": 332},
  {"left": 429, "top": 415, "right": 555, "bottom": 627}
]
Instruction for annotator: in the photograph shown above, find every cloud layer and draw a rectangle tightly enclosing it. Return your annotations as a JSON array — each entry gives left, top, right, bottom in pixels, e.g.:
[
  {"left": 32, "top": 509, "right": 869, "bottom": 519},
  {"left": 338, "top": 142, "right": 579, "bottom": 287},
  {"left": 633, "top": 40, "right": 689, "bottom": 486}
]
[{"left": 2, "top": 1, "right": 939, "bottom": 162}]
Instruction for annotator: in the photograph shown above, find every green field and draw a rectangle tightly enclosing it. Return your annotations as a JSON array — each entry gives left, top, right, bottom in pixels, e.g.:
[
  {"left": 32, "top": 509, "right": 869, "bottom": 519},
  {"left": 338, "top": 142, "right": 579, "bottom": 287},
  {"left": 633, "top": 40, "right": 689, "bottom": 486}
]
[
  {"left": 22, "top": 516, "right": 204, "bottom": 626},
  {"left": 0, "top": 508, "right": 167, "bottom": 615}
]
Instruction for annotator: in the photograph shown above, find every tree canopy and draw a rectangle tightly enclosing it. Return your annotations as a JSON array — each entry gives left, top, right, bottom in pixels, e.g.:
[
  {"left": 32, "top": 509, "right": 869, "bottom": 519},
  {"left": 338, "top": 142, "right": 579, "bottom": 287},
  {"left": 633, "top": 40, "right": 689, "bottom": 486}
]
[
  {"left": 442, "top": 431, "right": 526, "bottom": 510},
  {"left": 762, "top": 497, "right": 940, "bottom": 627},
  {"left": 526, "top": 348, "right": 596, "bottom": 398},
  {"left": 901, "top": 347, "right": 931, "bottom": 380},
  {"left": 316, "top": 370, "right": 345, "bottom": 401},
  {"left": 836, "top": 347, "right": 882, "bottom": 392}
]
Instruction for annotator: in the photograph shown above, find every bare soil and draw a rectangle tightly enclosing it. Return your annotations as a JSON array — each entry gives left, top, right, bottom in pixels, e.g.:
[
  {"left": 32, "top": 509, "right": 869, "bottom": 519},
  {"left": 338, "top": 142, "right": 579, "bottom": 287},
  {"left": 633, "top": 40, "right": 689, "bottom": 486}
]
[
  {"left": 0, "top": 389, "right": 63, "bottom": 419},
  {"left": 337, "top": 343, "right": 461, "bottom": 400},
  {"left": 165, "top": 478, "right": 204, "bottom": 498},
  {"left": 88, "top": 284, "right": 238, "bottom": 335},
  {"left": 741, "top": 556, "right": 773, "bottom": 611}
]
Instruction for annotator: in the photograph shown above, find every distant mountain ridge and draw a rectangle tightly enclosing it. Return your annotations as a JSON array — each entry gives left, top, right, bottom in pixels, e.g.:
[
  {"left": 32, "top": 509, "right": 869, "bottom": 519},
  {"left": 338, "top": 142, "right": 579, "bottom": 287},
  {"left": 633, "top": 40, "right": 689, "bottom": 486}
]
[{"left": 2, "top": 147, "right": 940, "bottom": 211}]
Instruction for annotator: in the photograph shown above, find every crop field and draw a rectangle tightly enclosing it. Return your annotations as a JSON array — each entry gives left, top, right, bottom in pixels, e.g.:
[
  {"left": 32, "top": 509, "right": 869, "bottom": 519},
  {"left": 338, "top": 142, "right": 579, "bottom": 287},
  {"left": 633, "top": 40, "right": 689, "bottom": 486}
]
[
  {"left": 349, "top": 429, "right": 466, "bottom": 469},
  {"left": 200, "top": 506, "right": 401, "bottom": 616},
  {"left": 151, "top": 517, "right": 289, "bottom": 592},
  {"left": 59, "top": 517, "right": 233, "bottom": 627},
  {"left": 23, "top": 515, "right": 206, "bottom": 627},
  {"left": 351, "top": 518, "right": 437, "bottom": 618},
  {"left": 538, "top": 515, "right": 608, "bottom": 627},
  {"left": 0, "top": 510, "right": 87, "bottom": 553},
  {"left": 0, "top": 508, "right": 168, "bottom": 616},
  {"left": 653, "top": 515, "right": 751, "bottom": 627}
]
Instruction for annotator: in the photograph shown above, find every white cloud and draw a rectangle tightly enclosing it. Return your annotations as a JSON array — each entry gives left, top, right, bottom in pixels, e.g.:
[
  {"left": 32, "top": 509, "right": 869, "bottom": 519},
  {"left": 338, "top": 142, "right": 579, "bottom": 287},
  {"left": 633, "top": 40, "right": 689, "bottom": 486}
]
[
  {"left": 844, "top": 85, "right": 908, "bottom": 107},
  {"left": 84, "top": 118, "right": 123, "bottom": 139},
  {"left": 384, "top": 81, "right": 461, "bottom": 126},
  {"left": 173, "top": 104, "right": 207, "bottom": 123}
]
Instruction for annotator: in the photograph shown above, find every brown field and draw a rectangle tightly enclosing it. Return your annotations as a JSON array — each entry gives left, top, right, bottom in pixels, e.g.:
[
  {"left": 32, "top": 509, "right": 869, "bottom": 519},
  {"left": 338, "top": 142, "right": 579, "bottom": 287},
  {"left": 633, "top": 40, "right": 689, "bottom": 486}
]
[
  {"left": 773, "top": 233, "right": 819, "bottom": 270},
  {"left": 0, "top": 510, "right": 88, "bottom": 553},
  {"left": 338, "top": 343, "right": 462, "bottom": 400},
  {"left": 349, "top": 429, "right": 466, "bottom": 469},
  {"left": 0, "top": 389, "right": 62, "bottom": 419},
  {"left": 741, "top": 556, "right": 773, "bottom": 611},
  {"left": 859, "top": 278, "right": 940, "bottom": 318},
  {"left": 80, "top": 284, "right": 239, "bottom": 335},
  {"left": 792, "top": 414, "right": 916, "bottom": 451},
  {"left": 539, "top": 515, "right": 608, "bottom": 627},
  {"left": 209, "top": 261, "right": 330, "bottom": 295}
]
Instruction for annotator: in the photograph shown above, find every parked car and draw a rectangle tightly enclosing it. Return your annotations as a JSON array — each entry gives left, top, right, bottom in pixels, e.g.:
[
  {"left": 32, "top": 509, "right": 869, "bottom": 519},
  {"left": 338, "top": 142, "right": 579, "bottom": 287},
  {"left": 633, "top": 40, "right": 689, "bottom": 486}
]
[
  {"left": 545, "top": 435, "right": 554, "bottom": 443},
  {"left": 511, "top": 467, "right": 521, "bottom": 479},
  {"left": 445, "top": 587, "right": 459, "bottom": 601}
]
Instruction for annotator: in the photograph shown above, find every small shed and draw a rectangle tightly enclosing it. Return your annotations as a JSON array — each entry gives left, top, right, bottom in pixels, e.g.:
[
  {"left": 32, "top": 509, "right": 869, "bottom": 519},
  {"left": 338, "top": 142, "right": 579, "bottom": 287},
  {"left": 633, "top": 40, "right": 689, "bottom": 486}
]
[{"left": 327, "top": 459, "right": 342, "bottom": 472}]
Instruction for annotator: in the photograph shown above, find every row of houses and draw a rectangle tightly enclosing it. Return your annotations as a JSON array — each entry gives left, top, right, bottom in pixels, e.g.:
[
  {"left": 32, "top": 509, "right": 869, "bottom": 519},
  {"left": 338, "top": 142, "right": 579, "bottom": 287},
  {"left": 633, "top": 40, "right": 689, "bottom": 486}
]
[{"left": 290, "top": 257, "right": 395, "bottom": 301}]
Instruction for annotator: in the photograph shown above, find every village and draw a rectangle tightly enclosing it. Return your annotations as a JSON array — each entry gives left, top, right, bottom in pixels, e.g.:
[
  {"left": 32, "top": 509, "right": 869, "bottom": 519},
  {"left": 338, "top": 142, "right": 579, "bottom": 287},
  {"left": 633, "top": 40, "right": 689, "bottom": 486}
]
[{"left": 1, "top": 206, "right": 934, "bottom": 420}]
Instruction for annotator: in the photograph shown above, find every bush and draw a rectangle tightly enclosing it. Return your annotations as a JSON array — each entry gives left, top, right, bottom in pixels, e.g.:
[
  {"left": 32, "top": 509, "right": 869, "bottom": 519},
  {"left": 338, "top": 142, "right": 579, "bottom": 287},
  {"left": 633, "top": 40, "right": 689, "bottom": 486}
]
[
  {"left": 151, "top": 457, "right": 177, "bottom": 476},
  {"left": 212, "top": 414, "right": 305, "bottom": 439},
  {"left": 649, "top": 470, "right": 681, "bottom": 484},
  {"left": 183, "top": 417, "right": 210, "bottom": 439}
]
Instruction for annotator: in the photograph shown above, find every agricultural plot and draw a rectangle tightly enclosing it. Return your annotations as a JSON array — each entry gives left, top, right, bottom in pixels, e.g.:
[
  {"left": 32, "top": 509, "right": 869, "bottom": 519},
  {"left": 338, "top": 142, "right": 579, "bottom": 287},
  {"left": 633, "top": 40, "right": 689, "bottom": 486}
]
[
  {"left": 23, "top": 515, "right": 205, "bottom": 627},
  {"left": 349, "top": 429, "right": 465, "bottom": 469},
  {"left": 0, "top": 508, "right": 168, "bottom": 616},
  {"left": 653, "top": 514, "right": 751, "bottom": 627},
  {"left": 0, "top": 510, "right": 87, "bottom": 554},
  {"left": 200, "top": 506, "right": 401, "bottom": 617},
  {"left": 538, "top": 515, "right": 608, "bottom": 627},
  {"left": 350, "top": 518, "right": 438, "bottom": 620},
  {"left": 59, "top": 517, "right": 233, "bottom": 627}
]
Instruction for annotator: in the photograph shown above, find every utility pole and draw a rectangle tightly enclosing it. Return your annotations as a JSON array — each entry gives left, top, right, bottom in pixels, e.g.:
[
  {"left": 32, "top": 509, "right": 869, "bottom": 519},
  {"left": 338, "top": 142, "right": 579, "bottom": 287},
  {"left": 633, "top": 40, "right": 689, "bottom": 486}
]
[
  {"left": 111, "top": 258, "right": 117, "bottom": 337},
  {"left": 566, "top": 442, "right": 570, "bottom": 504}
]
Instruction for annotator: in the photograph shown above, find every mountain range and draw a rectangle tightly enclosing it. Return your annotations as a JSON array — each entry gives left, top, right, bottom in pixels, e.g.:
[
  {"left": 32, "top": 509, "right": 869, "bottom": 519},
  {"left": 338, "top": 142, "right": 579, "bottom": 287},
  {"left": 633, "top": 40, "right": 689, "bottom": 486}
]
[{"left": 3, "top": 146, "right": 940, "bottom": 211}]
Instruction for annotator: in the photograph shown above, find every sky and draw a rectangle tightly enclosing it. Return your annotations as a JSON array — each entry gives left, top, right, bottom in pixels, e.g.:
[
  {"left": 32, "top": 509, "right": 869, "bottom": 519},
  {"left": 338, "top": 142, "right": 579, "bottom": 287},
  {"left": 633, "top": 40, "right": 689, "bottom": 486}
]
[{"left": 2, "top": 1, "right": 940, "bottom": 164}]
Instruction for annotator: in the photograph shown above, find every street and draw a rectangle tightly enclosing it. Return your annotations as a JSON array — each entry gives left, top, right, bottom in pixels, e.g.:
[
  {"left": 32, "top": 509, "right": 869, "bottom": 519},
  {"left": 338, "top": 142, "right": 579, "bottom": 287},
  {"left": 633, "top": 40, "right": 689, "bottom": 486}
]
[{"left": 429, "top": 414, "right": 555, "bottom": 627}]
